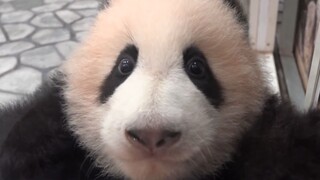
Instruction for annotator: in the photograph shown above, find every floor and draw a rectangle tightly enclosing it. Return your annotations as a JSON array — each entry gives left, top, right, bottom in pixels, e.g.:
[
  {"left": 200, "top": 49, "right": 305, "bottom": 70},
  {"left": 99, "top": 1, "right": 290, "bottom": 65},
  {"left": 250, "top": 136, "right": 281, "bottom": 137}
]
[{"left": 0, "top": 0, "right": 99, "bottom": 105}]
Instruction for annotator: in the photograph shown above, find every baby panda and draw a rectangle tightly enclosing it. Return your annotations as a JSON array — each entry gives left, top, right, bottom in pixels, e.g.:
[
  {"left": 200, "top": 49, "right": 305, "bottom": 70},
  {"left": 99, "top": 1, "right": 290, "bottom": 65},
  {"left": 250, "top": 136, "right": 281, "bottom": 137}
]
[{"left": 1, "top": 0, "right": 320, "bottom": 180}]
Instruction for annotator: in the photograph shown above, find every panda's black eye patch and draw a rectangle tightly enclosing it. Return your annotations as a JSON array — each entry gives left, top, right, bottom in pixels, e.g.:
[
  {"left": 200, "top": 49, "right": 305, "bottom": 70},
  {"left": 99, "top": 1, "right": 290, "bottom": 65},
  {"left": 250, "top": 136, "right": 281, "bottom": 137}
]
[
  {"left": 99, "top": 45, "right": 138, "bottom": 103},
  {"left": 183, "top": 46, "right": 224, "bottom": 107}
]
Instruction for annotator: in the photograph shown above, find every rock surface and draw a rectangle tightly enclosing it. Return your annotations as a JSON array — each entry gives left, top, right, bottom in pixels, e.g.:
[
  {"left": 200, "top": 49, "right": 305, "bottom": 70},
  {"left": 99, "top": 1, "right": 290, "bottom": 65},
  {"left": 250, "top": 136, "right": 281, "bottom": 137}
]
[{"left": 0, "top": 0, "right": 99, "bottom": 102}]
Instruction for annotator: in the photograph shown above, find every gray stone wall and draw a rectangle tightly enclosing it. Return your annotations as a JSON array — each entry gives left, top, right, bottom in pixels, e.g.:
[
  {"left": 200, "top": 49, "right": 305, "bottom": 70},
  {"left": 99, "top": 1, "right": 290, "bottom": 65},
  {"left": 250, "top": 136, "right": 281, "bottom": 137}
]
[{"left": 0, "top": 0, "right": 99, "bottom": 105}]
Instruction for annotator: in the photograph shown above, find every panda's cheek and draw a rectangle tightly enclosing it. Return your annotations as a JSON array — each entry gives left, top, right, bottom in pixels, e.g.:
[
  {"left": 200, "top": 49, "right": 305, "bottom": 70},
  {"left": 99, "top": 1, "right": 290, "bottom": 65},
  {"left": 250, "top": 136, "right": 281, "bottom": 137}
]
[{"left": 100, "top": 107, "right": 133, "bottom": 147}]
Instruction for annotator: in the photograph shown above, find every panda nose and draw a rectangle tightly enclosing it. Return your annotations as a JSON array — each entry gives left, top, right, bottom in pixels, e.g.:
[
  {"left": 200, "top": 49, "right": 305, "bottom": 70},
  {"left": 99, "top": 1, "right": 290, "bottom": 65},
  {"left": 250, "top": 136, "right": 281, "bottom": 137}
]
[{"left": 125, "top": 129, "right": 181, "bottom": 152}]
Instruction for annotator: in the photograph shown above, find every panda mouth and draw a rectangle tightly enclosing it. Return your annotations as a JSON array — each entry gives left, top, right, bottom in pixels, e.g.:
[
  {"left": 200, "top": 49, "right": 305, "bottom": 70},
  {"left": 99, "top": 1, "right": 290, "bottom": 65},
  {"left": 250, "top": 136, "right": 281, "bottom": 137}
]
[{"left": 112, "top": 141, "right": 197, "bottom": 166}]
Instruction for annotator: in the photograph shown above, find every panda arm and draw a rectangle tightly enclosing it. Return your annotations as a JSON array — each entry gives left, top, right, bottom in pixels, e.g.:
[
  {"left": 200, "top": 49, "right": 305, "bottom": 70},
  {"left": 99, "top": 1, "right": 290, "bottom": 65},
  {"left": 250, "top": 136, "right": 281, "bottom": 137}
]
[
  {"left": 0, "top": 80, "right": 83, "bottom": 180},
  {"left": 216, "top": 96, "right": 320, "bottom": 180}
]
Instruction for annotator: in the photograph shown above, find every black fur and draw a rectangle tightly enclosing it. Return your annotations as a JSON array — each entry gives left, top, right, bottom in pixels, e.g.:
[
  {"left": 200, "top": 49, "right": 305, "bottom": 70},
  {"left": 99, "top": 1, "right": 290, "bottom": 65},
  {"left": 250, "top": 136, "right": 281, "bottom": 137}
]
[
  {"left": 223, "top": 0, "right": 248, "bottom": 26},
  {"left": 183, "top": 46, "right": 224, "bottom": 107},
  {"left": 98, "top": 0, "right": 109, "bottom": 10},
  {"left": 0, "top": 78, "right": 84, "bottom": 180},
  {"left": 213, "top": 96, "right": 320, "bottom": 180},
  {"left": 99, "top": 45, "right": 139, "bottom": 103}
]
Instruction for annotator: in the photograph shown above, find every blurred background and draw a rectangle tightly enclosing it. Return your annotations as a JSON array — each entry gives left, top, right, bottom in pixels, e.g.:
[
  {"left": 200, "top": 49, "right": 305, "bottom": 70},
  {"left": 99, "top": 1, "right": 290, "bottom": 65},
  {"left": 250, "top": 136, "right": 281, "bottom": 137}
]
[
  {"left": 241, "top": 0, "right": 320, "bottom": 111},
  {"left": 0, "top": 0, "right": 320, "bottom": 111}
]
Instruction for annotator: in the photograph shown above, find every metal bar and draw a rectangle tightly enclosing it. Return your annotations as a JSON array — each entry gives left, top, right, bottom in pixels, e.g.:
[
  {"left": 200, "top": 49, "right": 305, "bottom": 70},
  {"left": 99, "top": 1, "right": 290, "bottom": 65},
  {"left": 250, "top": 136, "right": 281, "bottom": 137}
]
[
  {"left": 249, "top": 0, "right": 260, "bottom": 49},
  {"left": 249, "top": 0, "right": 279, "bottom": 52},
  {"left": 257, "top": 0, "right": 270, "bottom": 50},
  {"left": 278, "top": 0, "right": 299, "bottom": 55},
  {"left": 304, "top": 26, "right": 320, "bottom": 110},
  {"left": 280, "top": 54, "right": 305, "bottom": 110},
  {"left": 277, "top": 0, "right": 304, "bottom": 110}
]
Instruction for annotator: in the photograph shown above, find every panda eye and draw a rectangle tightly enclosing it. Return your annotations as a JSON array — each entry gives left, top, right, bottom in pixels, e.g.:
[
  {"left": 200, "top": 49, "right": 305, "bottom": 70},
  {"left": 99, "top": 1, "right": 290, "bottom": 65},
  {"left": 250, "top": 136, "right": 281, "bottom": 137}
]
[
  {"left": 118, "top": 57, "right": 136, "bottom": 75},
  {"left": 186, "top": 57, "right": 206, "bottom": 78}
]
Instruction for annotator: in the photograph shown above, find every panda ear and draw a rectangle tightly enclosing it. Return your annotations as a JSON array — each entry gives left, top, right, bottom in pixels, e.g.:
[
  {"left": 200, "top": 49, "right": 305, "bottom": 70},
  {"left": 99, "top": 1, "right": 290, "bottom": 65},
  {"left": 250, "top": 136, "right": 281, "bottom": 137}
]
[
  {"left": 223, "top": 0, "right": 248, "bottom": 26},
  {"left": 99, "top": 0, "right": 110, "bottom": 10}
]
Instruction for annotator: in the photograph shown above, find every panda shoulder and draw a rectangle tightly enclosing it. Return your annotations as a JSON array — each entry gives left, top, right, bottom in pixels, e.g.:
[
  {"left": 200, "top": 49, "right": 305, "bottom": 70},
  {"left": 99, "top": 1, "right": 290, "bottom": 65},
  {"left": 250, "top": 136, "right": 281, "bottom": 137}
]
[
  {"left": 0, "top": 75, "right": 84, "bottom": 179},
  {"left": 221, "top": 95, "right": 320, "bottom": 179}
]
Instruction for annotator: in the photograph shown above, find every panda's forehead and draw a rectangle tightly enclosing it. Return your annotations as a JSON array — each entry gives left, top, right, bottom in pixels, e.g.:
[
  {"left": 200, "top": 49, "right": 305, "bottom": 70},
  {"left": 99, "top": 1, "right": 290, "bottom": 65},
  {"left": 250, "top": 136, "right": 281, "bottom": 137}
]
[
  {"left": 106, "top": 0, "right": 242, "bottom": 66},
  {"left": 102, "top": 0, "right": 247, "bottom": 26},
  {"left": 120, "top": 1, "right": 195, "bottom": 51}
]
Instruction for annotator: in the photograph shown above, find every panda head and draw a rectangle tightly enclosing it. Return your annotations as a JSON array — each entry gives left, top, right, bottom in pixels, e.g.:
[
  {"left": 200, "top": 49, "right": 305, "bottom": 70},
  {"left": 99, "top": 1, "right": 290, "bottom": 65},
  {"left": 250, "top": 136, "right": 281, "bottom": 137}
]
[{"left": 63, "top": 0, "right": 268, "bottom": 179}]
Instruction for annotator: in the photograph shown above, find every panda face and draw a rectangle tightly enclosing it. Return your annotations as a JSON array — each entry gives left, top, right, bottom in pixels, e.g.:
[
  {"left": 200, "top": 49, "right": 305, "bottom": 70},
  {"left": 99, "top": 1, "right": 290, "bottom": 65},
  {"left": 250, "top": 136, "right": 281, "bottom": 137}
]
[
  {"left": 63, "top": 0, "right": 267, "bottom": 179},
  {"left": 98, "top": 44, "right": 223, "bottom": 178}
]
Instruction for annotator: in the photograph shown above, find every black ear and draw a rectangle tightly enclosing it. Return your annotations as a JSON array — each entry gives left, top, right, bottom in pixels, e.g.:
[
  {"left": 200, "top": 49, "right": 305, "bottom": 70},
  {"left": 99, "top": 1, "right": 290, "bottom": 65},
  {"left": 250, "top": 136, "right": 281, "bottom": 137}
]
[
  {"left": 99, "top": 0, "right": 110, "bottom": 10},
  {"left": 223, "top": 0, "right": 248, "bottom": 27}
]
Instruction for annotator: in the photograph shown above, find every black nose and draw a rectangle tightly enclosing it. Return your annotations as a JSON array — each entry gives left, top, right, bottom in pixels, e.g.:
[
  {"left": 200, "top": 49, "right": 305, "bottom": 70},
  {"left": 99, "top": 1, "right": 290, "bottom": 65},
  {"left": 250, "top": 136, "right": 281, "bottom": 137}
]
[{"left": 125, "top": 128, "right": 181, "bottom": 151}]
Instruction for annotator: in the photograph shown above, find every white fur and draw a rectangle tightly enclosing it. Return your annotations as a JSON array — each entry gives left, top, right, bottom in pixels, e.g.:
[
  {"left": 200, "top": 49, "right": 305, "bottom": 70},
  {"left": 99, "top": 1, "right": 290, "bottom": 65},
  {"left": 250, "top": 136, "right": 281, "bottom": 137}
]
[{"left": 100, "top": 66, "right": 220, "bottom": 179}]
